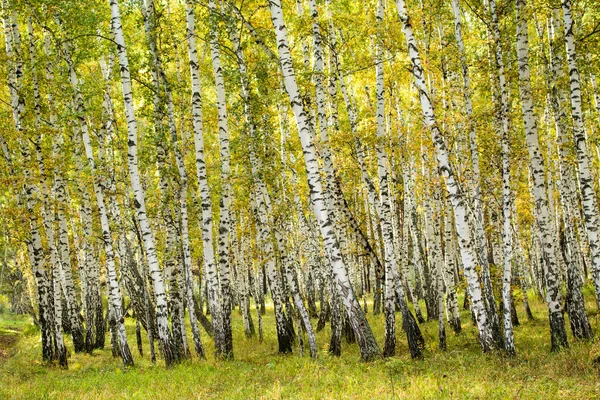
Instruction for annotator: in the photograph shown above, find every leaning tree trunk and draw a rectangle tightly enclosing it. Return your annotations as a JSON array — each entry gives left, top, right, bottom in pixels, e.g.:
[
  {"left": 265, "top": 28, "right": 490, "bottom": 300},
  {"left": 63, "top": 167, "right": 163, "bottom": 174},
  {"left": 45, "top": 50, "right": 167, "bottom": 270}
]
[
  {"left": 322, "top": 1, "right": 387, "bottom": 298},
  {"left": 451, "top": 0, "right": 496, "bottom": 335},
  {"left": 451, "top": 0, "right": 491, "bottom": 306},
  {"left": 269, "top": 0, "right": 381, "bottom": 361},
  {"left": 62, "top": 30, "right": 112, "bottom": 356},
  {"left": 395, "top": 0, "right": 496, "bottom": 352},
  {"left": 543, "top": 10, "right": 593, "bottom": 336},
  {"left": 82, "top": 115, "right": 134, "bottom": 366}
]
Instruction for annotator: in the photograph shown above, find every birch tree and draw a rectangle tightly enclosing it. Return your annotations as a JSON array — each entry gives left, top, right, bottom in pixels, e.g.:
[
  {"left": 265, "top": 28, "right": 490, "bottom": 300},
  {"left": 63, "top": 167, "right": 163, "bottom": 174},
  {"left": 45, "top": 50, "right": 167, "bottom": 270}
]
[
  {"left": 395, "top": 0, "right": 496, "bottom": 352},
  {"left": 562, "top": 0, "right": 600, "bottom": 307},
  {"left": 488, "top": 0, "right": 516, "bottom": 355},
  {"left": 544, "top": 11, "right": 593, "bottom": 338},
  {"left": 109, "top": 0, "right": 176, "bottom": 365},
  {"left": 2, "top": 1, "right": 55, "bottom": 363},
  {"left": 207, "top": 0, "right": 233, "bottom": 359},
  {"left": 269, "top": 0, "right": 381, "bottom": 361},
  {"left": 81, "top": 115, "right": 134, "bottom": 366},
  {"left": 513, "top": 0, "right": 568, "bottom": 351}
]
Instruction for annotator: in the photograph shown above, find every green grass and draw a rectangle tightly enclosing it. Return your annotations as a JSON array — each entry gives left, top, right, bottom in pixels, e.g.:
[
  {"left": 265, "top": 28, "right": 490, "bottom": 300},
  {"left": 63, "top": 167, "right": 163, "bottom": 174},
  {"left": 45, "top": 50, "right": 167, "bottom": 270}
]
[{"left": 1, "top": 292, "right": 599, "bottom": 399}]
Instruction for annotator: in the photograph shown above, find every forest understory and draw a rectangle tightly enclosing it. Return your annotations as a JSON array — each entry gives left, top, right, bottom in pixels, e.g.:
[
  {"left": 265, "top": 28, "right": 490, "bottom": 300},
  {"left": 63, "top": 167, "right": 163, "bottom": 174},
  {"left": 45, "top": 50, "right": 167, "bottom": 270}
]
[{"left": 1, "top": 291, "right": 600, "bottom": 399}]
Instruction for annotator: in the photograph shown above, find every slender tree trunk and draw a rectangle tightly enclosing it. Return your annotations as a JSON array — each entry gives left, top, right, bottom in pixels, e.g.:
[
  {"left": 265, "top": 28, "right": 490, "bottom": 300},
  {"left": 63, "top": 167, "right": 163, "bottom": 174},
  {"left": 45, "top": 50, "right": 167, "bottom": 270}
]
[
  {"left": 250, "top": 185, "right": 294, "bottom": 353},
  {"left": 487, "top": 0, "right": 516, "bottom": 355},
  {"left": 269, "top": 0, "right": 381, "bottom": 361},
  {"left": 373, "top": 0, "right": 397, "bottom": 358},
  {"left": 451, "top": 0, "right": 491, "bottom": 297},
  {"left": 512, "top": 0, "right": 569, "bottom": 352},
  {"left": 141, "top": 0, "right": 189, "bottom": 360},
  {"left": 29, "top": 22, "right": 68, "bottom": 366},
  {"left": 236, "top": 231, "right": 255, "bottom": 338},
  {"left": 541, "top": 12, "right": 596, "bottom": 332},
  {"left": 109, "top": 0, "right": 175, "bottom": 366},
  {"left": 2, "top": 2, "right": 55, "bottom": 363},
  {"left": 562, "top": 0, "right": 600, "bottom": 307},
  {"left": 443, "top": 201, "right": 461, "bottom": 333},
  {"left": 82, "top": 115, "right": 134, "bottom": 366},
  {"left": 184, "top": 0, "right": 224, "bottom": 360},
  {"left": 172, "top": 109, "right": 205, "bottom": 359},
  {"left": 275, "top": 226, "right": 318, "bottom": 358},
  {"left": 207, "top": 0, "right": 233, "bottom": 359},
  {"left": 395, "top": 0, "right": 496, "bottom": 352}
]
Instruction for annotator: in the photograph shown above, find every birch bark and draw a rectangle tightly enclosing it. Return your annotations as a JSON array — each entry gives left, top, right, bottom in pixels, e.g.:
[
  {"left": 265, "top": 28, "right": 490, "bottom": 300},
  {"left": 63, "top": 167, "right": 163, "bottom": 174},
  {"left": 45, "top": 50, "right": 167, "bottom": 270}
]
[
  {"left": 562, "top": 0, "right": 600, "bottom": 306},
  {"left": 109, "top": 0, "right": 175, "bottom": 365},
  {"left": 184, "top": 0, "right": 224, "bottom": 358},
  {"left": 2, "top": 4, "right": 54, "bottom": 363},
  {"left": 269, "top": 0, "right": 381, "bottom": 360},
  {"left": 207, "top": 0, "right": 233, "bottom": 359},
  {"left": 513, "top": 0, "right": 568, "bottom": 351},
  {"left": 395, "top": 0, "right": 496, "bottom": 351}
]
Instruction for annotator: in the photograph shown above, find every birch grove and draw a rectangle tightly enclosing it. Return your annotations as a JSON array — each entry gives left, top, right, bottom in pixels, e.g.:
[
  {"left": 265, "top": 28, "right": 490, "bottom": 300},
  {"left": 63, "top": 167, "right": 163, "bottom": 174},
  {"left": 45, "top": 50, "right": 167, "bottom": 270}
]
[{"left": 2, "top": 0, "right": 600, "bottom": 372}]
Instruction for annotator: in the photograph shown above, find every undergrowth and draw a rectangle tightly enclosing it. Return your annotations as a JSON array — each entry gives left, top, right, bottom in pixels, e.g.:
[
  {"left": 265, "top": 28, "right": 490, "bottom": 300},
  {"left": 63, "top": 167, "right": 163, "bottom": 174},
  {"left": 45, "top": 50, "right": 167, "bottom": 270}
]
[{"left": 0, "top": 291, "right": 599, "bottom": 399}]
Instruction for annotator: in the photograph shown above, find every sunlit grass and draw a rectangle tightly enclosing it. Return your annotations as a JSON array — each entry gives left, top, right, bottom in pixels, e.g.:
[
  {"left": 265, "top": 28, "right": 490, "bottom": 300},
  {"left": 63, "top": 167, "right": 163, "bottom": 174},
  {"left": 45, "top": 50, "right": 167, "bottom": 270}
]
[{"left": 1, "top": 290, "right": 599, "bottom": 399}]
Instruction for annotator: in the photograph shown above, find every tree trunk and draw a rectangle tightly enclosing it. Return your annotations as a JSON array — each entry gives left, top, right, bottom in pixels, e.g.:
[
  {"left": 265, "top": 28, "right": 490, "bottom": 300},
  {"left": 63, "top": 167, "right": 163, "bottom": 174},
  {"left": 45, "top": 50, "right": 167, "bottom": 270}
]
[
  {"left": 395, "top": 0, "right": 496, "bottom": 352},
  {"left": 561, "top": 0, "right": 600, "bottom": 308},
  {"left": 2, "top": 2, "right": 55, "bottom": 364},
  {"left": 82, "top": 113, "right": 134, "bottom": 366},
  {"left": 269, "top": 0, "right": 381, "bottom": 361},
  {"left": 109, "top": 0, "right": 175, "bottom": 366},
  {"left": 207, "top": 0, "right": 234, "bottom": 359}
]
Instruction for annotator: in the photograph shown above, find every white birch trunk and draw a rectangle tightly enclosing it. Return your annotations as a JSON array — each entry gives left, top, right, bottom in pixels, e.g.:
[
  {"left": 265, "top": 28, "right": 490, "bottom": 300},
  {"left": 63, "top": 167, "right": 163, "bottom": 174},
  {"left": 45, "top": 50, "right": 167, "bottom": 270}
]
[
  {"left": 207, "top": 0, "right": 234, "bottom": 359},
  {"left": 395, "top": 0, "right": 496, "bottom": 351},
  {"left": 184, "top": 0, "right": 224, "bottom": 358},
  {"left": 109, "top": 0, "right": 175, "bottom": 365},
  {"left": 27, "top": 21, "right": 69, "bottom": 366},
  {"left": 513, "top": 0, "right": 568, "bottom": 351},
  {"left": 2, "top": 4, "right": 55, "bottom": 363},
  {"left": 269, "top": 0, "right": 381, "bottom": 360},
  {"left": 488, "top": 0, "right": 516, "bottom": 355},
  {"left": 173, "top": 123, "right": 205, "bottom": 358},
  {"left": 562, "top": 0, "right": 600, "bottom": 306},
  {"left": 374, "top": 0, "right": 397, "bottom": 357},
  {"left": 141, "top": 0, "right": 189, "bottom": 360},
  {"left": 443, "top": 201, "right": 461, "bottom": 333},
  {"left": 82, "top": 120, "right": 134, "bottom": 366}
]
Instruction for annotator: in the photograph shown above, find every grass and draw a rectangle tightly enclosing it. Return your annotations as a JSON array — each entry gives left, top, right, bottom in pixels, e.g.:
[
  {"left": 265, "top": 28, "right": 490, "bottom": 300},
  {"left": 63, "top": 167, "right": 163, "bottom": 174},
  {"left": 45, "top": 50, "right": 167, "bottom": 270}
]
[{"left": 0, "top": 291, "right": 599, "bottom": 399}]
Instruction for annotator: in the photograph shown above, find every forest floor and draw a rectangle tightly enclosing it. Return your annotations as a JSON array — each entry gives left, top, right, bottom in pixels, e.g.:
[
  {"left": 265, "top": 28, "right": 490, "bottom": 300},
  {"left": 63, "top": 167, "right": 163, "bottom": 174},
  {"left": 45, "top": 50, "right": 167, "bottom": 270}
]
[{"left": 1, "top": 290, "right": 599, "bottom": 399}]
